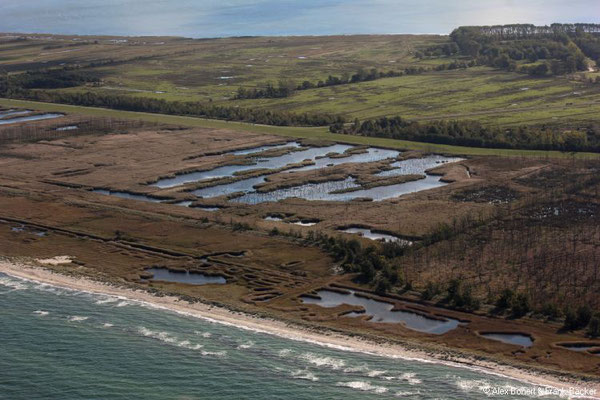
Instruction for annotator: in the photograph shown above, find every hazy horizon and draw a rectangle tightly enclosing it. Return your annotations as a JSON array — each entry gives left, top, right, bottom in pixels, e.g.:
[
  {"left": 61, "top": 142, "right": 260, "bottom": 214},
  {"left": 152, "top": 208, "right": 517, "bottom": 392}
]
[{"left": 1, "top": 0, "right": 599, "bottom": 38}]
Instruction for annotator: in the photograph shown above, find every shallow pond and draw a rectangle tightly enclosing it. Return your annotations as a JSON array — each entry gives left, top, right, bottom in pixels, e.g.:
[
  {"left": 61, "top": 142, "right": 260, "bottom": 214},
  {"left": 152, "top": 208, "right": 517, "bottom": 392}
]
[
  {"left": 93, "top": 189, "right": 164, "bottom": 203},
  {"left": 480, "top": 333, "right": 533, "bottom": 347},
  {"left": 145, "top": 267, "right": 226, "bottom": 285},
  {"left": 173, "top": 200, "right": 193, "bottom": 207},
  {"left": 232, "top": 174, "right": 448, "bottom": 204},
  {"left": 290, "top": 147, "right": 399, "bottom": 172},
  {"left": 229, "top": 155, "right": 462, "bottom": 204},
  {"left": 301, "top": 289, "right": 460, "bottom": 334},
  {"left": 231, "top": 141, "right": 301, "bottom": 155},
  {"left": 558, "top": 343, "right": 600, "bottom": 352},
  {"left": 0, "top": 113, "right": 63, "bottom": 125},
  {"left": 154, "top": 143, "right": 353, "bottom": 188},
  {"left": 263, "top": 216, "right": 317, "bottom": 226},
  {"left": 0, "top": 110, "right": 31, "bottom": 119},
  {"left": 292, "top": 220, "right": 318, "bottom": 226},
  {"left": 340, "top": 227, "right": 410, "bottom": 244},
  {"left": 10, "top": 224, "right": 47, "bottom": 236},
  {"left": 56, "top": 125, "right": 79, "bottom": 131},
  {"left": 376, "top": 155, "right": 464, "bottom": 177},
  {"left": 194, "top": 206, "right": 221, "bottom": 211},
  {"left": 193, "top": 176, "right": 267, "bottom": 198}
]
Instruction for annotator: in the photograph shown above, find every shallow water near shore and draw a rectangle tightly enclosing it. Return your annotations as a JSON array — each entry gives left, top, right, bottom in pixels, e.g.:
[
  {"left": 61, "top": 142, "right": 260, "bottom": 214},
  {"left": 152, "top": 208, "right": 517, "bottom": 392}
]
[{"left": 0, "top": 272, "right": 567, "bottom": 399}]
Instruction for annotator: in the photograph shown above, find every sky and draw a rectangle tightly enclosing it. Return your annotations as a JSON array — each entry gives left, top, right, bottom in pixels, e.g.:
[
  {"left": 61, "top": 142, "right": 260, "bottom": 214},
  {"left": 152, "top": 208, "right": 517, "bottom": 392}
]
[{"left": 1, "top": 0, "right": 599, "bottom": 37}]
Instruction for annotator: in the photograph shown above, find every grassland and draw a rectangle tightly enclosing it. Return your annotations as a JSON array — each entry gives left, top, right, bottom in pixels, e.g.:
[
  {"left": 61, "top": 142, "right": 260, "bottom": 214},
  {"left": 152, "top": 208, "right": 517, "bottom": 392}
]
[
  {"left": 2, "top": 33, "right": 599, "bottom": 130},
  {"left": 229, "top": 67, "right": 600, "bottom": 126}
]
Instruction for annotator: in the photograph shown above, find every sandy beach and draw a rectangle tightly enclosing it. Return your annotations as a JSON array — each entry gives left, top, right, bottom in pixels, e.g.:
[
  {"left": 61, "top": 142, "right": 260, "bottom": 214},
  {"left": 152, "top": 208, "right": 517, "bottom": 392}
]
[{"left": 1, "top": 258, "right": 599, "bottom": 398}]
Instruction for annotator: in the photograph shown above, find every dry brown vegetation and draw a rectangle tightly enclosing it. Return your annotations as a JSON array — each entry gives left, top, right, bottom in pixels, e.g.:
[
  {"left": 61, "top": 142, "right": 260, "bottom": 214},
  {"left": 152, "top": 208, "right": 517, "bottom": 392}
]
[{"left": 1, "top": 110, "right": 600, "bottom": 379}]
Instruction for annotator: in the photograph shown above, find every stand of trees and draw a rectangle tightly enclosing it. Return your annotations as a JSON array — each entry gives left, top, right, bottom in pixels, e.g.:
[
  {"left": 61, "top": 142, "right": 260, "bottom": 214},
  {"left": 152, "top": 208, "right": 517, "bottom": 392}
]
[
  {"left": 234, "top": 81, "right": 294, "bottom": 99},
  {"left": 330, "top": 116, "right": 599, "bottom": 153},
  {"left": 435, "top": 23, "right": 600, "bottom": 76},
  {"left": 303, "top": 230, "right": 406, "bottom": 295}
]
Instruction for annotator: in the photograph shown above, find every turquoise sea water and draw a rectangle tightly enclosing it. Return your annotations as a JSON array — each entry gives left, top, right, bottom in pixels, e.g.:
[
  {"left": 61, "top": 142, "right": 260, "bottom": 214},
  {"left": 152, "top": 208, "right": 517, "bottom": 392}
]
[
  {"left": 0, "top": 272, "right": 568, "bottom": 399},
  {"left": 1, "top": 0, "right": 598, "bottom": 37}
]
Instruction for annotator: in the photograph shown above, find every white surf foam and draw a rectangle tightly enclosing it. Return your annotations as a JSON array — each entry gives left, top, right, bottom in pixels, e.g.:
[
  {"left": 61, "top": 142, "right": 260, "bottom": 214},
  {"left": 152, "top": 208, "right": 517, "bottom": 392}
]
[
  {"left": 95, "top": 297, "right": 119, "bottom": 305},
  {"left": 138, "top": 327, "right": 213, "bottom": 352},
  {"left": 0, "top": 276, "right": 27, "bottom": 292},
  {"left": 336, "top": 381, "right": 388, "bottom": 394},
  {"left": 138, "top": 327, "right": 177, "bottom": 344},
  {"left": 33, "top": 310, "right": 49, "bottom": 316},
  {"left": 201, "top": 350, "right": 227, "bottom": 357},
  {"left": 290, "top": 369, "right": 319, "bottom": 382},
  {"left": 300, "top": 353, "right": 346, "bottom": 370},
  {"left": 68, "top": 315, "right": 89, "bottom": 322},
  {"left": 342, "top": 363, "right": 368, "bottom": 373},
  {"left": 395, "top": 390, "right": 418, "bottom": 397},
  {"left": 178, "top": 340, "right": 204, "bottom": 351},
  {"left": 399, "top": 372, "right": 422, "bottom": 385},
  {"left": 237, "top": 340, "right": 255, "bottom": 349},
  {"left": 278, "top": 349, "right": 292, "bottom": 357},
  {"left": 342, "top": 364, "right": 386, "bottom": 378}
]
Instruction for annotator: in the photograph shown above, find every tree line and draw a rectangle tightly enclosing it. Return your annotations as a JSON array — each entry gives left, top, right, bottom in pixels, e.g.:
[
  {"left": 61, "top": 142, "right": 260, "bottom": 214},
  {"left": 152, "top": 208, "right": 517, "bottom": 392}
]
[
  {"left": 3, "top": 69, "right": 100, "bottom": 90},
  {"left": 0, "top": 73, "right": 345, "bottom": 127},
  {"left": 233, "top": 62, "right": 472, "bottom": 100},
  {"left": 330, "top": 116, "right": 599, "bottom": 153}
]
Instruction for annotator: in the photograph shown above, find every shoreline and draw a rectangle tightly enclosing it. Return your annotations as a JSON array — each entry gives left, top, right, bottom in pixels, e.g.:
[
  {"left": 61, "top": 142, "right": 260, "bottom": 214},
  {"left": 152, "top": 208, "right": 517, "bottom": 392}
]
[{"left": 1, "top": 258, "right": 599, "bottom": 398}]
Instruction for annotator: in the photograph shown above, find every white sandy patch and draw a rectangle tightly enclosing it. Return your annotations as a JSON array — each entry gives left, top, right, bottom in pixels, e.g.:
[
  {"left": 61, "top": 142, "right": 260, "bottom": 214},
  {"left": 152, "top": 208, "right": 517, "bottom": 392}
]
[{"left": 37, "top": 256, "right": 73, "bottom": 265}]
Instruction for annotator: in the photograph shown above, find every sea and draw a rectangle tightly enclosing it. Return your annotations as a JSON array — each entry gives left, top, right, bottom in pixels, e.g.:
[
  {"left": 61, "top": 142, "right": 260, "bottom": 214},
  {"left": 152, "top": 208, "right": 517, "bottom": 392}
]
[
  {"left": 0, "top": 272, "right": 572, "bottom": 399},
  {"left": 0, "top": 0, "right": 598, "bottom": 38}
]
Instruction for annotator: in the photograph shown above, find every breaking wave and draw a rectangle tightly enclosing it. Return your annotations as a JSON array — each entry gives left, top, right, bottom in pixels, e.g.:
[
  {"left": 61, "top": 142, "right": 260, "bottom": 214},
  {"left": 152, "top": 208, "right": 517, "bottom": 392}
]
[
  {"left": 0, "top": 276, "right": 28, "bottom": 292},
  {"left": 290, "top": 369, "right": 319, "bottom": 382},
  {"left": 300, "top": 353, "right": 346, "bottom": 370},
  {"left": 68, "top": 315, "right": 89, "bottom": 322},
  {"left": 336, "top": 381, "right": 388, "bottom": 394},
  {"left": 137, "top": 327, "right": 222, "bottom": 353}
]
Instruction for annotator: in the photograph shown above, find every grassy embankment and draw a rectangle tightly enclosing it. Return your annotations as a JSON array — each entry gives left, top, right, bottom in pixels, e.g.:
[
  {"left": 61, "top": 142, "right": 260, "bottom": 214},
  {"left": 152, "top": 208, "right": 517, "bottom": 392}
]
[{"left": 2, "top": 98, "right": 600, "bottom": 159}]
